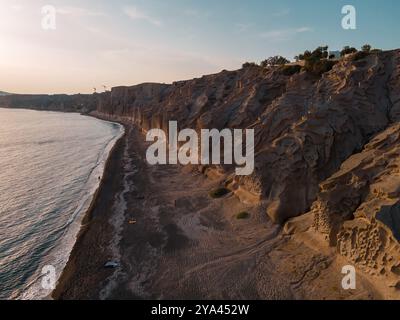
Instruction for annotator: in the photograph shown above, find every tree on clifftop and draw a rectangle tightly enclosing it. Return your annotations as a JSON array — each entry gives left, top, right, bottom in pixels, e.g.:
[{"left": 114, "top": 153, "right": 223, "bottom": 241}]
[
  {"left": 295, "top": 47, "right": 328, "bottom": 61},
  {"left": 261, "top": 56, "right": 290, "bottom": 67},
  {"left": 361, "top": 44, "right": 372, "bottom": 52},
  {"left": 340, "top": 46, "right": 358, "bottom": 57},
  {"left": 242, "top": 62, "right": 258, "bottom": 68},
  {"left": 300, "top": 46, "right": 337, "bottom": 76}
]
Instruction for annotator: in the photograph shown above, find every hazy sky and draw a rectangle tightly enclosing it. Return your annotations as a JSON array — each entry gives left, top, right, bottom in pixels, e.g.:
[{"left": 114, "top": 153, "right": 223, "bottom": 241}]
[{"left": 0, "top": 0, "right": 399, "bottom": 94}]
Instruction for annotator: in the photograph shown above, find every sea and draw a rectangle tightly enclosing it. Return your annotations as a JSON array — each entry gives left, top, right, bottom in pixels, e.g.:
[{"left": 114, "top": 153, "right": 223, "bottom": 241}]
[{"left": 0, "top": 108, "right": 124, "bottom": 299}]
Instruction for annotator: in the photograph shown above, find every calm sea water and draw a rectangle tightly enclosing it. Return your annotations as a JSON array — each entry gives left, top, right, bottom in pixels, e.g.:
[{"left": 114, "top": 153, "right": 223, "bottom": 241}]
[{"left": 0, "top": 108, "right": 124, "bottom": 300}]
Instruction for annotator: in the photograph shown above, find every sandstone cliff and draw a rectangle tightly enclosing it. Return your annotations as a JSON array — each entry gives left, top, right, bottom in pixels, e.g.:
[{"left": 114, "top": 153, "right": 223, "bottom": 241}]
[
  {"left": 311, "top": 123, "right": 400, "bottom": 289},
  {"left": 95, "top": 50, "right": 399, "bottom": 220},
  {"left": 93, "top": 49, "right": 400, "bottom": 285}
]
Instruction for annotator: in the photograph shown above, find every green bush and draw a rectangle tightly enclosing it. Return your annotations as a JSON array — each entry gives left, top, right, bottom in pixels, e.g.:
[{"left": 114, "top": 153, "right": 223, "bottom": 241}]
[
  {"left": 340, "top": 46, "right": 358, "bottom": 57},
  {"left": 295, "top": 46, "right": 337, "bottom": 76},
  {"left": 279, "top": 65, "right": 301, "bottom": 76},
  {"left": 304, "top": 59, "right": 337, "bottom": 76},
  {"left": 242, "top": 62, "right": 258, "bottom": 68},
  {"left": 236, "top": 212, "right": 250, "bottom": 219},
  {"left": 361, "top": 44, "right": 371, "bottom": 53},
  {"left": 261, "top": 56, "right": 290, "bottom": 67},
  {"left": 209, "top": 188, "right": 230, "bottom": 199}
]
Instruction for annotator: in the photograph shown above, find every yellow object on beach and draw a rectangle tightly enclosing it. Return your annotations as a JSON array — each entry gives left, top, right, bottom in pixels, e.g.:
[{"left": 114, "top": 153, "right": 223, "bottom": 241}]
[{"left": 128, "top": 219, "right": 137, "bottom": 225}]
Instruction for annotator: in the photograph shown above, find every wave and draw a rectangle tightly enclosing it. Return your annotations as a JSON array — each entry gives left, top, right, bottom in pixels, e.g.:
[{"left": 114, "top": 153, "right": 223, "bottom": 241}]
[{"left": 15, "top": 119, "right": 125, "bottom": 300}]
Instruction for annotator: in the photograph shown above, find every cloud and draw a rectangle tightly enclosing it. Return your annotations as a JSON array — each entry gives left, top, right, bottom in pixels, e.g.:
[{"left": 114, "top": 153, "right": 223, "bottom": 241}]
[
  {"left": 259, "top": 27, "right": 312, "bottom": 40},
  {"left": 123, "top": 6, "right": 162, "bottom": 26},
  {"left": 57, "top": 6, "right": 105, "bottom": 17}
]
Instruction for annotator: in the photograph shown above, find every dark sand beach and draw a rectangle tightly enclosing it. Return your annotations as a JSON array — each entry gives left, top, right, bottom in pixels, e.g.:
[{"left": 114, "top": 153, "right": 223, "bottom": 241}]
[{"left": 53, "top": 122, "right": 383, "bottom": 300}]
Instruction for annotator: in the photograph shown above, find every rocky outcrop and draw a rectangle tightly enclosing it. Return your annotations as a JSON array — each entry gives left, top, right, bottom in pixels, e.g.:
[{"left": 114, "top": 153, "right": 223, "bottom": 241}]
[
  {"left": 95, "top": 49, "right": 400, "bottom": 288},
  {"left": 311, "top": 123, "right": 400, "bottom": 284},
  {"left": 96, "top": 50, "right": 400, "bottom": 228}
]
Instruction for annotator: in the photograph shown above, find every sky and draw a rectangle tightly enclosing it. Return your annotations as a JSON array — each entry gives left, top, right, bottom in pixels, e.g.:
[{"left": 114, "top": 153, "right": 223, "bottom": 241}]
[{"left": 0, "top": 0, "right": 399, "bottom": 94}]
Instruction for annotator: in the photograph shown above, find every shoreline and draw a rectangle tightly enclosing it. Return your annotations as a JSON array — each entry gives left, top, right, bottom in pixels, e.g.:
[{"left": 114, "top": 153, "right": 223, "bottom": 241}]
[
  {"left": 0, "top": 107, "right": 125, "bottom": 300},
  {"left": 51, "top": 114, "right": 128, "bottom": 299},
  {"left": 0, "top": 106, "right": 126, "bottom": 299}
]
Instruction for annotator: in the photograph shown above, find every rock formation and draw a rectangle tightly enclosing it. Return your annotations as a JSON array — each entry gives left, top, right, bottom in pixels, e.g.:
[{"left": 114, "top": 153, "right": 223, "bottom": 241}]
[
  {"left": 312, "top": 123, "right": 400, "bottom": 287},
  {"left": 93, "top": 50, "right": 399, "bottom": 221},
  {"left": 2, "top": 49, "right": 400, "bottom": 286},
  {"left": 93, "top": 49, "right": 400, "bottom": 283}
]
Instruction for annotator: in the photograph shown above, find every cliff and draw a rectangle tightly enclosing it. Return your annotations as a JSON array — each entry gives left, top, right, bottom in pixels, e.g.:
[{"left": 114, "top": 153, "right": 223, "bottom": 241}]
[
  {"left": 2, "top": 49, "right": 400, "bottom": 285},
  {"left": 95, "top": 50, "right": 399, "bottom": 218},
  {"left": 93, "top": 49, "right": 400, "bottom": 284}
]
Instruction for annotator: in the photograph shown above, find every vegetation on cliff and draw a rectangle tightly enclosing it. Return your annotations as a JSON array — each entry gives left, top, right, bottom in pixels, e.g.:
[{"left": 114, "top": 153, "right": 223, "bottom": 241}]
[{"left": 241, "top": 44, "right": 383, "bottom": 78}]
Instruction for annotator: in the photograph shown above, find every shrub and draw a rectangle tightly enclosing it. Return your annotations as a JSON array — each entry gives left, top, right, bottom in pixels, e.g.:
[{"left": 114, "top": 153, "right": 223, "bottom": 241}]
[
  {"left": 242, "top": 62, "right": 258, "bottom": 68},
  {"left": 361, "top": 44, "right": 371, "bottom": 53},
  {"left": 279, "top": 64, "right": 301, "bottom": 76},
  {"left": 295, "top": 46, "right": 337, "bottom": 76},
  {"left": 302, "top": 50, "right": 312, "bottom": 60},
  {"left": 209, "top": 188, "right": 230, "bottom": 199},
  {"left": 340, "top": 46, "right": 358, "bottom": 57},
  {"left": 261, "top": 56, "right": 290, "bottom": 67},
  {"left": 304, "top": 59, "right": 337, "bottom": 76},
  {"left": 296, "top": 46, "right": 328, "bottom": 61},
  {"left": 236, "top": 212, "right": 250, "bottom": 219}
]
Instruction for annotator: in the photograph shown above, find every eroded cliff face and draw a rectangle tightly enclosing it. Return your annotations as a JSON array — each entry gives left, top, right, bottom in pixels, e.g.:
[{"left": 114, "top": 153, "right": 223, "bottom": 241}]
[
  {"left": 96, "top": 50, "right": 399, "bottom": 217},
  {"left": 312, "top": 124, "right": 400, "bottom": 288},
  {"left": 94, "top": 50, "right": 400, "bottom": 285}
]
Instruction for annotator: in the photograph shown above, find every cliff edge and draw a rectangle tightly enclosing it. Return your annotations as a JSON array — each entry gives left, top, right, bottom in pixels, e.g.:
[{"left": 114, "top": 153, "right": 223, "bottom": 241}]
[{"left": 93, "top": 49, "right": 400, "bottom": 291}]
